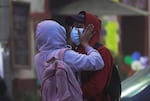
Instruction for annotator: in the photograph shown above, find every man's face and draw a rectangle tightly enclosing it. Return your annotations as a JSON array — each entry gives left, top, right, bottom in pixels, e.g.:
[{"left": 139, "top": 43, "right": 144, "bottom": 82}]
[
  {"left": 69, "top": 21, "right": 85, "bottom": 37},
  {"left": 67, "top": 21, "right": 85, "bottom": 49}
]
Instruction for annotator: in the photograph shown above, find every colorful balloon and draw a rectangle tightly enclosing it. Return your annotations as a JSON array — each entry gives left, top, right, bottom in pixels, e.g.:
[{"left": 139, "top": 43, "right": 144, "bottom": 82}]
[
  {"left": 131, "top": 60, "right": 143, "bottom": 71},
  {"left": 140, "top": 56, "right": 149, "bottom": 69},
  {"left": 131, "top": 51, "right": 141, "bottom": 61},
  {"left": 124, "top": 55, "right": 133, "bottom": 65}
]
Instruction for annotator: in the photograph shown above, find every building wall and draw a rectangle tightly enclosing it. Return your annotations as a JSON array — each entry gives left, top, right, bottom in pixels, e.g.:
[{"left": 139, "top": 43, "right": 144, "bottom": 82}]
[
  {"left": 148, "top": 1, "right": 150, "bottom": 57},
  {"left": 120, "top": 16, "right": 148, "bottom": 55},
  {"left": 120, "top": 0, "right": 149, "bottom": 56},
  {"left": 11, "top": 0, "right": 51, "bottom": 97},
  {"left": 11, "top": 0, "right": 45, "bottom": 77},
  {"left": 14, "top": 0, "right": 45, "bottom": 13}
]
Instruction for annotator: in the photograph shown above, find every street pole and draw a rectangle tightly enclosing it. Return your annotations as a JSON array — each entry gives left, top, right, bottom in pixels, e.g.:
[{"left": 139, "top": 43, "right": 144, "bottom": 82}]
[{"left": 0, "top": 0, "right": 12, "bottom": 97}]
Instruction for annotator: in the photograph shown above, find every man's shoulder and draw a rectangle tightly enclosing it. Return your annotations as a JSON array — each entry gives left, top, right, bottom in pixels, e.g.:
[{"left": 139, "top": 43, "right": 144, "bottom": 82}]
[{"left": 97, "top": 45, "right": 110, "bottom": 53}]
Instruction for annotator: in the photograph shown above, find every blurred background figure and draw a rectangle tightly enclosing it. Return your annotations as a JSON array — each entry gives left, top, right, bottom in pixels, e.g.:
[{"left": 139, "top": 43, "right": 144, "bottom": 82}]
[{"left": 0, "top": 76, "right": 12, "bottom": 101}]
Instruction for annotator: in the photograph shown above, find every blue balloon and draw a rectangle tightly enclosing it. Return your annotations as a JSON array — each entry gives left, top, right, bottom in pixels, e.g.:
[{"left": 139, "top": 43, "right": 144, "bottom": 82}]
[{"left": 131, "top": 51, "right": 141, "bottom": 61}]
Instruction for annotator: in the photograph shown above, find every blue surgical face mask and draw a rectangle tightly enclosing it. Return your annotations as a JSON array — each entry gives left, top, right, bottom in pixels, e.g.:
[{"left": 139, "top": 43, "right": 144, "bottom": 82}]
[{"left": 70, "top": 27, "right": 84, "bottom": 46}]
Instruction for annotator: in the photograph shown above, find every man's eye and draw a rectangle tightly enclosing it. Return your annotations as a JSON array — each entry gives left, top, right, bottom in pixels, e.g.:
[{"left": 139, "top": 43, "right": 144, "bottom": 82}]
[
  {"left": 76, "top": 26, "right": 82, "bottom": 28},
  {"left": 73, "top": 23, "right": 84, "bottom": 28}
]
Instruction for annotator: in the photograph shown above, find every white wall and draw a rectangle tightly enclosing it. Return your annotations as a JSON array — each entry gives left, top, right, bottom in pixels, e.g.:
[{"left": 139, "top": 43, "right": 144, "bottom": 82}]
[{"left": 0, "top": 43, "right": 4, "bottom": 78}]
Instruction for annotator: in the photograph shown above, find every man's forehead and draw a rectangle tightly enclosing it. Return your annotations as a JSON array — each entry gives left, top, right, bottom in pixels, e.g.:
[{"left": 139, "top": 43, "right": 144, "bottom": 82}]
[
  {"left": 73, "top": 22, "right": 84, "bottom": 24},
  {"left": 72, "top": 22, "right": 84, "bottom": 28},
  {"left": 66, "top": 13, "right": 85, "bottom": 26},
  {"left": 73, "top": 22, "right": 84, "bottom": 25}
]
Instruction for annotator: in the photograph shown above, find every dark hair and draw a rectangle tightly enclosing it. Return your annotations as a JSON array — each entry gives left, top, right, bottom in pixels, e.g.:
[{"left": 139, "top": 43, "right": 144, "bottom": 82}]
[{"left": 65, "top": 11, "right": 86, "bottom": 26}]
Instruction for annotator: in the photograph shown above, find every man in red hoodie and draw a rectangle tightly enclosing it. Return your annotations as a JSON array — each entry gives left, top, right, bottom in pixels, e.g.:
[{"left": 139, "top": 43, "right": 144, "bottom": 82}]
[{"left": 66, "top": 11, "right": 114, "bottom": 101}]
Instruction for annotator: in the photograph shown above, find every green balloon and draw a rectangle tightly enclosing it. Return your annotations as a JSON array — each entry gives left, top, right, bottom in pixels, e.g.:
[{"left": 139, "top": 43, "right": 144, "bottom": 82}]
[{"left": 124, "top": 55, "right": 133, "bottom": 65}]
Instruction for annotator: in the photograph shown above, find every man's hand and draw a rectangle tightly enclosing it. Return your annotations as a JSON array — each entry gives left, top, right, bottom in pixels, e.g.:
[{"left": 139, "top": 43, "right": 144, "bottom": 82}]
[{"left": 79, "top": 24, "right": 95, "bottom": 47}]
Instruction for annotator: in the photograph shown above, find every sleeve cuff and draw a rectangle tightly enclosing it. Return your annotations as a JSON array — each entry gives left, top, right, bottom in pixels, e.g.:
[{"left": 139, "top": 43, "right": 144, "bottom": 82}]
[{"left": 85, "top": 46, "right": 97, "bottom": 54}]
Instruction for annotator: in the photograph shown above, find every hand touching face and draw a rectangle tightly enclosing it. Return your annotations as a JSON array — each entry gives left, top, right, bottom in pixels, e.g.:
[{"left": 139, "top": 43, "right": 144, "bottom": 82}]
[{"left": 79, "top": 24, "right": 95, "bottom": 47}]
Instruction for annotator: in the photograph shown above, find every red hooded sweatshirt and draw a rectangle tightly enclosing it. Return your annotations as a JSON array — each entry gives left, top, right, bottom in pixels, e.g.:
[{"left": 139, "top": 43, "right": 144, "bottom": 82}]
[{"left": 77, "top": 11, "right": 113, "bottom": 101}]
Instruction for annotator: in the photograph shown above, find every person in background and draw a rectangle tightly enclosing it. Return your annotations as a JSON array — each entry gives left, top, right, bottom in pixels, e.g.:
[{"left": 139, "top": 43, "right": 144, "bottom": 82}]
[
  {"left": 66, "top": 11, "right": 114, "bottom": 101},
  {"left": 0, "top": 76, "right": 12, "bottom": 101}
]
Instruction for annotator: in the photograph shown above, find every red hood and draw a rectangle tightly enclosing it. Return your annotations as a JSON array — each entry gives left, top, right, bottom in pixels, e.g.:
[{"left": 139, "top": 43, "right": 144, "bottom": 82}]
[{"left": 77, "top": 11, "right": 102, "bottom": 53}]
